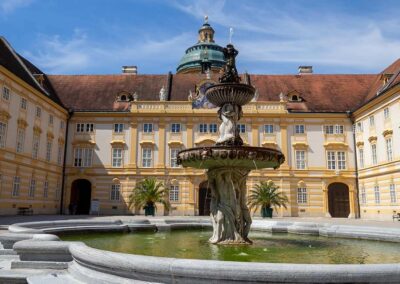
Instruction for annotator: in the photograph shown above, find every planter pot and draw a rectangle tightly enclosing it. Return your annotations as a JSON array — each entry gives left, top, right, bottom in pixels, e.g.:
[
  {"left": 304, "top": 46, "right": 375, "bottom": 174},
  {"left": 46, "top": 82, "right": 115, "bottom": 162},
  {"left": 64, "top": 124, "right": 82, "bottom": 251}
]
[
  {"left": 261, "top": 207, "right": 273, "bottom": 218},
  {"left": 144, "top": 205, "right": 155, "bottom": 216}
]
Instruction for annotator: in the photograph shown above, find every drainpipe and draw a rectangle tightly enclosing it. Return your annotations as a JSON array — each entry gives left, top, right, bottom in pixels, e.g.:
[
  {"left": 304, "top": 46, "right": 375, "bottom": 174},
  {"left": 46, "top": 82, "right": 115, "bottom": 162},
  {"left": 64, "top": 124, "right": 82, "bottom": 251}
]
[
  {"left": 347, "top": 110, "right": 361, "bottom": 218},
  {"left": 59, "top": 109, "right": 73, "bottom": 214}
]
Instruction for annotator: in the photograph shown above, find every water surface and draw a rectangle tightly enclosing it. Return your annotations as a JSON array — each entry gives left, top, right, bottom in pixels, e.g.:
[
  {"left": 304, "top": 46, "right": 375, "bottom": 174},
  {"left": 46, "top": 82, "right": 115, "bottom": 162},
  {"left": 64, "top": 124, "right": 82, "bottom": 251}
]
[{"left": 60, "top": 229, "right": 400, "bottom": 264}]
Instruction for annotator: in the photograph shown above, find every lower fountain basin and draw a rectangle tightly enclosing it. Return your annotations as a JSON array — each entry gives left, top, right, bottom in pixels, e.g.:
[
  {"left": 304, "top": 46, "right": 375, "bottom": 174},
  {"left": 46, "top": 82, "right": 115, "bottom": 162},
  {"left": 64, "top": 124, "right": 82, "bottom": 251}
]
[{"left": 177, "top": 146, "right": 285, "bottom": 170}]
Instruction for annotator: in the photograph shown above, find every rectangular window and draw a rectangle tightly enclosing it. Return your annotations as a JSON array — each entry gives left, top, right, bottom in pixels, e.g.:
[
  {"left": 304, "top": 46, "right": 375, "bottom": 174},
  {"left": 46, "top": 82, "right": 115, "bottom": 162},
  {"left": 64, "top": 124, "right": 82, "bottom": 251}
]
[
  {"left": 49, "top": 115, "right": 54, "bottom": 125},
  {"left": 327, "top": 151, "right": 336, "bottom": 170},
  {"left": 386, "top": 138, "right": 393, "bottom": 162},
  {"left": 36, "top": 107, "right": 41, "bottom": 118},
  {"left": 32, "top": 134, "right": 40, "bottom": 159},
  {"left": 86, "top": 123, "right": 94, "bottom": 132},
  {"left": 369, "top": 116, "right": 375, "bottom": 127},
  {"left": 46, "top": 141, "right": 52, "bottom": 162},
  {"left": 55, "top": 179, "right": 61, "bottom": 200},
  {"left": 264, "top": 124, "right": 274, "bottom": 134},
  {"left": 60, "top": 121, "right": 65, "bottom": 130},
  {"left": 29, "top": 179, "right": 36, "bottom": 198},
  {"left": 390, "top": 184, "right": 397, "bottom": 203},
  {"left": 371, "top": 144, "right": 377, "bottom": 165},
  {"left": 295, "top": 150, "right": 306, "bottom": 169},
  {"left": 199, "top": 123, "right": 208, "bottom": 133},
  {"left": 358, "top": 148, "right": 364, "bottom": 168},
  {"left": 356, "top": 122, "right": 363, "bottom": 133},
  {"left": 295, "top": 125, "right": 305, "bottom": 134},
  {"left": 76, "top": 123, "right": 84, "bottom": 132},
  {"left": 237, "top": 124, "right": 246, "bottom": 133},
  {"left": 337, "top": 151, "right": 346, "bottom": 170},
  {"left": 209, "top": 124, "right": 218, "bottom": 133},
  {"left": 76, "top": 123, "right": 94, "bottom": 133},
  {"left": 16, "top": 128, "right": 25, "bottom": 153},
  {"left": 171, "top": 123, "right": 181, "bottom": 133},
  {"left": 170, "top": 148, "right": 180, "bottom": 168},
  {"left": 74, "top": 148, "right": 93, "bottom": 167},
  {"left": 12, "top": 176, "right": 20, "bottom": 197},
  {"left": 57, "top": 144, "right": 63, "bottom": 165},
  {"left": 361, "top": 186, "right": 366, "bottom": 205},
  {"left": 324, "top": 125, "right": 344, "bottom": 134},
  {"left": 111, "top": 184, "right": 121, "bottom": 201},
  {"left": 114, "top": 123, "right": 124, "bottom": 133},
  {"left": 169, "top": 185, "right": 179, "bottom": 202},
  {"left": 384, "top": 107, "right": 390, "bottom": 119},
  {"left": 2, "top": 86, "right": 10, "bottom": 100},
  {"left": 142, "top": 148, "right": 152, "bottom": 167},
  {"left": 112, "top": 148, "right": 123, "bottom": 167},
  {"left": 43, "top": 180, "right": 49, "bottom": 198},
  {"left": 0, "top": 122, "right": 6, "bottom": 148},
  {"left": 297, "top": 187, "right": 307, "bottom": 204},
  {"left": 374, "top": 185, "right": 380, "bottom": 204},
  {"left": 143, "top": 123, "right": 153, "bottom": 133},
  {"left": 20, "top": 98, "right": 27, "bottom": 110}
]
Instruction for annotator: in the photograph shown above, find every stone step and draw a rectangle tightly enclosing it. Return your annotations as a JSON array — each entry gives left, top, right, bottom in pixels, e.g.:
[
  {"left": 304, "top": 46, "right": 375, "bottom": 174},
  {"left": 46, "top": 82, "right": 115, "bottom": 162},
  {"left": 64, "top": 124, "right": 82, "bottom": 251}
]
[
  {"left": 27, "top": 272, "right": 84, "bottom": 284},
  {"left": 0, "top": 249, "right": 18, "bottom": 255},
  {"left": 11, "top": 261, "right": 69, "bottom": 270},
  {"left": 0, "top": 269, "right": 44, "bottom": 284}
]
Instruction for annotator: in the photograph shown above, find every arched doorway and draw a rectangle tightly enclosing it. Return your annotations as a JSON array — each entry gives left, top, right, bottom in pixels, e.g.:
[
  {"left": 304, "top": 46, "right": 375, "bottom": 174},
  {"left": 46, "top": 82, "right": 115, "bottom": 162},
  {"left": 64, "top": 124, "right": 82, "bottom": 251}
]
[
  {"left": 70, "top": 179, "right": 92, "bottom": 214},
  {"left": 198, "top": 181, "right": 211, "bottom": 216},
  {"left": 328, "top": 182, "right": 350, "bottom": 218}
]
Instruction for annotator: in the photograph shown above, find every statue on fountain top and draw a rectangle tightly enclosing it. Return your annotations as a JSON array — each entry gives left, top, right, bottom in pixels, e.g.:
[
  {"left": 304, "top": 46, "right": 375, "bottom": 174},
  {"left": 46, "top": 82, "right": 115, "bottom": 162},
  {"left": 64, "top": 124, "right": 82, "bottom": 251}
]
[{"left": 219, "top": 44, "right": 241, "bottom": 84}]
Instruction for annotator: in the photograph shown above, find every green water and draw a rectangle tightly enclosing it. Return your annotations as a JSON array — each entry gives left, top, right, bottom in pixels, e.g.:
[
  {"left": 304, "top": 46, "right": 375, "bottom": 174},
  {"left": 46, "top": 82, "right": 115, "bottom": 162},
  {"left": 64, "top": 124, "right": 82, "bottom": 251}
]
[{"left": 60, "top": 229, "right": 400, "bottom": 264}]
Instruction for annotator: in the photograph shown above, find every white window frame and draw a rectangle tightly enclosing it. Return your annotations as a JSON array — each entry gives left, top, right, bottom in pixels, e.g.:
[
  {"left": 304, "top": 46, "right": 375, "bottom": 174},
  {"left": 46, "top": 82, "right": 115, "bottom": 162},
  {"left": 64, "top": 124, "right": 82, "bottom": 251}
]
[
  {"left": 209, "top": 124, "right": 218, "bottom": 133},
  {"left": 358, "top": 148, "right": 364, "bottom": 168},
  {"left": 2, "top": 86, "right": 10, "bottom": 101},
  {"left": 199, "top": 123, "right": 208, "bottom": 133},
  {"left": 57, "top": 144, "right": 63, "bottom": 165},
  {"left": 297, "top": 187, "right": 307, "bottom": 204},
  {"left": 371, "top": 144, "right": 377, "bottom": 165},
  {"left": 386, "top": 138, "right": 393, "bottom": 162},
  {"left": 29, "top": 179, "right": 36, "bottom": 198},
  {"left": 264, "top": 124, "right": 274, "bottom": 134},
  {"left": 171, "top": 123, "right": 181, "bottom": 133},
  {"left": 20, "top": 98, "right": 27, "bottom": 110},
  {"left": 0, "top": 122, "right": 7, "bottom": 148},
  {"left": 16, "top": 128, "right": 25, "bottom": 153},
  {"left": 76, "top": 123, "right": 94, "bottom": 133},
  {"left": 32, "top": 134, "right": 40, "bottom": 159},
  {"left": 60, "top": 120, "right": 65, "bottom": 130},
  {"left": 169, "top": 185, "right": 179, "bottom": 202},
  {"left": 374, "top": 185, "right": 380, "bottom": 204},
  {"left": 55, "top": 179, "right": 61, "bottom": 200},
  {"left": 361, "top": 186, "right": 366, "bottom": 205},
  {"left": 384, "top": 107, "right": 390, "bottom": 119},
  {"left": 114, "top": 123, "right": 124, "bottom": 133},
  {"left": 327, "top": 151, "right": 336, "bottom": 170},
  {"left": 73, "top": 148, "right": 93, "bottom": 167},
  {"left": 36, "top": 107, "right": 41, "bottom": 118},
  {"left": 327, "top": 151, "right": 346, "bottom": 170},
  {"left": 112, "top": 148, "right": 123, "bottom": 168},
  {"left": 324, "top": 124, "right": 344, "bottom": 134},
  {"left": 356, "top": 122, "right": 363, "bottom": 133},
  {"left": 111, "top": 184, "right": 121, "bottom": 201},
  {"left": 390, "top": 184, "right": 397, "bottom": 203},
  {"left": 295, "top": 124, "right": 305, "bottom": 134},
  {"left": 143, "top": 123, "right": 153, "bottom": 133},
  {"left": 295, "top": 150, "right": 306, "bottom": 169},
  {"left": 142, "top": 148, "right": 152, "bottom": 168},
  {"left": 12, "top": 176, "right": 20, "bottom": 197},
  {"left": 46, "top": 140, "right": 52, "bottom": 162},
  {"left": 369, "top": 116, "right": 374, "bottom": 127},
  {"left": 49, "top": 115, "right": 54, "bottom": 125},
  {"left": 237, "top": 124, "right": 246, "bottom": 133},
  {"left": 170, "top": 148, "right": 180, "bottom": 168}
]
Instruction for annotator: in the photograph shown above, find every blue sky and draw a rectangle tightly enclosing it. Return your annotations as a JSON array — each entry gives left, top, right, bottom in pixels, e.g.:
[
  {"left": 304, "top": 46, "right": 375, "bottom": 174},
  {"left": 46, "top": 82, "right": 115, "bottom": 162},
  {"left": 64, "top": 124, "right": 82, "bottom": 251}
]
[{"left": 2, "top": 0, "right": 400, "bottom": 75}]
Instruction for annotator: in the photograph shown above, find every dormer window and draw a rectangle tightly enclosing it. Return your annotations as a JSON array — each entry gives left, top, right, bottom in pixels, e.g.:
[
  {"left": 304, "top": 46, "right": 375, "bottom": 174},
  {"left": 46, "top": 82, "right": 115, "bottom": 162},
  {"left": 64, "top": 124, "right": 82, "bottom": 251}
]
[
  {"left": 287, "top": 90, "right": 303, "bottom": 102},
  {"left": 381, "top": 73, "right": 393, "bottom": 85},
  {"left": 115, "top": 92, "right": 132, "bottom": 102},
  {"left": 120, "top": 95, "right": 127, "bottom": 101}
]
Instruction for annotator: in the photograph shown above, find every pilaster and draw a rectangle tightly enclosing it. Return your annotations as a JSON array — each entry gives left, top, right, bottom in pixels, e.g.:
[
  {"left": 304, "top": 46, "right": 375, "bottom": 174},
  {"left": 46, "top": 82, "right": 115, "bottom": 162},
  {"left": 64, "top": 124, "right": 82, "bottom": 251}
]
[
  {"left": 129, "top": 122, "right": 137, "bottom": 167},
  {"left": 157, "top": 122, "right": 166, "bottom": 167}
]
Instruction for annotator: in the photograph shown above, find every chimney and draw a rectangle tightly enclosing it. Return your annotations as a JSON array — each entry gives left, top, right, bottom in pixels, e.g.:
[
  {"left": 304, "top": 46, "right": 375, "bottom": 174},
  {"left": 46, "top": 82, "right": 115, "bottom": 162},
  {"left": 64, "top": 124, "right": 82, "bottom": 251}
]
[
  {"left": 122, "top": 66, "right": 137, "bottom": 75},
  {"left": 298, "top": 66, "right": 313, "bottom": 75}
]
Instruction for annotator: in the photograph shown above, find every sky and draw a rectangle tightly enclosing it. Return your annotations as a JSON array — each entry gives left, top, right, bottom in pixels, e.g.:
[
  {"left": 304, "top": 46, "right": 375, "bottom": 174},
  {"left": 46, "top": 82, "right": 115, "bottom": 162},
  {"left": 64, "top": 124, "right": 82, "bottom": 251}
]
[{"left": 1, "top": 0, "right": 400, "bottom": 75}]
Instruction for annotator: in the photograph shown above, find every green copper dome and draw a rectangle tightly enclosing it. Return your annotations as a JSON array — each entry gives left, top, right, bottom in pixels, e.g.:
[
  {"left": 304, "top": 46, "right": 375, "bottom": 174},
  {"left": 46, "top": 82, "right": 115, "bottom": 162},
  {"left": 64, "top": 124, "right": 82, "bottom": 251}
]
[{"left": 176, "top": 18, "right": 226, "bottom": 73}]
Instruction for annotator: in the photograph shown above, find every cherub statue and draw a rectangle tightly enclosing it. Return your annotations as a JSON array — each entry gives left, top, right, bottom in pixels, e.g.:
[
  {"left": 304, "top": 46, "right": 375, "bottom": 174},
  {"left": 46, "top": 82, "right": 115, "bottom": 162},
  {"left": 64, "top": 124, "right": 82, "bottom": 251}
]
[
  {"left": 216, "top": 103, "right": 242, "bottom": 145},
  {"left": 219, "top": 44, "right": 240, "bottom": 83},
  {"left": 159, "top": 86, "right": 167, "bottom": 101}
]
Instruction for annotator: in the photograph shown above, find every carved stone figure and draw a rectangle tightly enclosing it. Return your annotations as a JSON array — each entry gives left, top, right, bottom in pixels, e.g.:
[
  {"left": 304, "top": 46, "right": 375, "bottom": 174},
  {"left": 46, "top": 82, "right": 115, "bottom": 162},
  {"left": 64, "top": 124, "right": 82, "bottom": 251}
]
[
  {"left": 219, "top": 44, "right": 240, "bottom": 84},
  {"left": 159, "top": 86, "right": 167, "bottom": 101}
]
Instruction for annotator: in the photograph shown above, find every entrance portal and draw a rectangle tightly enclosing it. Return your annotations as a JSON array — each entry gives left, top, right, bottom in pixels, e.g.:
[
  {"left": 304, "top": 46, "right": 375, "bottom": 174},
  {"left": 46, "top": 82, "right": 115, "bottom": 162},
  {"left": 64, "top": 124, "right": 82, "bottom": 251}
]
[
  {"left": 328, "top": 182, "right": 350, "bottom": 218},
  {"left": 70, "top": 179, "right": 92, "bottom": 214},
  {"left": 198, "top": 181, "right": 211, "bottom": 216}
]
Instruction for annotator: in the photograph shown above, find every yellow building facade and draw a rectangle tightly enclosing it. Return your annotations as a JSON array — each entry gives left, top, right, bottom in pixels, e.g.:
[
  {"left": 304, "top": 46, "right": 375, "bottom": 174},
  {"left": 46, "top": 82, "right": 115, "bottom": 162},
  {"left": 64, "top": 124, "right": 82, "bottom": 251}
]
[{"left": 0, "top": 20, "right": 399, "bottom": 220}]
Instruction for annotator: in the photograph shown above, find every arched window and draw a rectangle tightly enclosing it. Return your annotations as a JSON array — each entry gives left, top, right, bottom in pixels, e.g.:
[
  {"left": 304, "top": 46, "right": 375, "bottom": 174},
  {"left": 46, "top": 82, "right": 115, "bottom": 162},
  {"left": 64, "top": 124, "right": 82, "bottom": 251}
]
[{"left": 120, "top": 95, "right": 127, "bottom": 101}]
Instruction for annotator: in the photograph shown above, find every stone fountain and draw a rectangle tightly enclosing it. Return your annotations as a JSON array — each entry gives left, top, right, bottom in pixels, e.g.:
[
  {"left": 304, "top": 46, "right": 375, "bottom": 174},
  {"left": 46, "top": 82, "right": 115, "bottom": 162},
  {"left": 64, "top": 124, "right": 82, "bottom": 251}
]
[{"left": 177, "top": 44, "right": 285, "bottom": 244}]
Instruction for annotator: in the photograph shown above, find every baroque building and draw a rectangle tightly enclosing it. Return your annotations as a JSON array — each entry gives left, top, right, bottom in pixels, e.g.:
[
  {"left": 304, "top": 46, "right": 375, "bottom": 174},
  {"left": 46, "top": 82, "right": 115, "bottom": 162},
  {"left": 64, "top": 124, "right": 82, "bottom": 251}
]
[{"left": 0, "top": 20, "right": 399, "bottom": 219}]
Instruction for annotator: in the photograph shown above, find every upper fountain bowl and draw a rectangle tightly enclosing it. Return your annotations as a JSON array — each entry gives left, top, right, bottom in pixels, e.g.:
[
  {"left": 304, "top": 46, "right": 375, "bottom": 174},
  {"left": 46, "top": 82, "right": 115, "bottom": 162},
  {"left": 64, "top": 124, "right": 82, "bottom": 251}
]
[{"left": 205, "top": 83, "right": 255, "bottom": 107}]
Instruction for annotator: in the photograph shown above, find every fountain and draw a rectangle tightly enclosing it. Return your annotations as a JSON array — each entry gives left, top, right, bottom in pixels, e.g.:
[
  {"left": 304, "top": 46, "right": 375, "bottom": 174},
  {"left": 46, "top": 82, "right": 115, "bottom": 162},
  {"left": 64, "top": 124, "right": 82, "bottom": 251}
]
[{"left": 177, "top": 44, "right": 285, "bottom": 244}]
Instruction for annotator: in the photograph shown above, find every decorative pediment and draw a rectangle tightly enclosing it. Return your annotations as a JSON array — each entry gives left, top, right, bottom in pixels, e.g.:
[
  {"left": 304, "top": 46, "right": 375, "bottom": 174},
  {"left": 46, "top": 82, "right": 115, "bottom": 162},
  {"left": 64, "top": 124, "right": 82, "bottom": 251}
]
[
  {"left": 0, "top": 110, "right": 11, "bottom": 122},
  {"left": 47, "top": 131, "right": 54, "bottom": 140},
  {"left": 382, "top": 129, "right": 393, "bottom": 137},
  {"left": 292, "top": 141, "right": 308, "bottom": 149},
  {"left": 58, "top": 137, "right": 65, "bottom": 144},
  {"left": 33, "top": 126, "right": 42, "bottom": 134},
  {"left": 110, "top": 140, "right": 126, "bottom": 146},
  {"left": 356, "top": 141, "right": 364, "bottom": 148},
  {"left": 17, "top": 118, "right": 28, "bottom": 129},
  {"left": 368, "top": 136, "right": 377, "bottom": 143},
  {"left": 323, "top": 142, "right": 348, "bottom": 149},
  {"left": 72, "top": 140, "right": 96, "bottom": 146},
  {"left": 168, "top": 140, "right": 184, "bottom": 146},
  {"left": 139, "top": 140, "right": 156, "bottom": 146}
]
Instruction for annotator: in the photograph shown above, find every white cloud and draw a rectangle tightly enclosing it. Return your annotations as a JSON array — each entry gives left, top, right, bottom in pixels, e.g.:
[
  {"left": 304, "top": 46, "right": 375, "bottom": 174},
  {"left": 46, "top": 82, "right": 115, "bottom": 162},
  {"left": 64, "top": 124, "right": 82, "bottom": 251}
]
[{"left": 0, "top": 0, "right": 34, "bottom": 14}]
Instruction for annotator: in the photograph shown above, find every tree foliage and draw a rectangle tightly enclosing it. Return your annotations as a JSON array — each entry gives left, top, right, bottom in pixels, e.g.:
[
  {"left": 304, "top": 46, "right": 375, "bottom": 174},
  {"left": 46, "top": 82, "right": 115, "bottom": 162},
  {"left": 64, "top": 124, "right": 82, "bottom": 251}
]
[
  {"left": 248, "top": 180, "right": 288, "bottom": 212},
  {"left": 129, "top": 177, "right": 170, "bottom": 211}
]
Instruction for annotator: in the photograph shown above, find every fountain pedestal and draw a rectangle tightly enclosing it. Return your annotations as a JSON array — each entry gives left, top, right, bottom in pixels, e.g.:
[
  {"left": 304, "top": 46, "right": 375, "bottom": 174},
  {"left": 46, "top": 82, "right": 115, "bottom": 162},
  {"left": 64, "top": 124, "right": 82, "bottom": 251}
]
[{"left": 177, "top": 44, "right": 285, "bottom": 244}]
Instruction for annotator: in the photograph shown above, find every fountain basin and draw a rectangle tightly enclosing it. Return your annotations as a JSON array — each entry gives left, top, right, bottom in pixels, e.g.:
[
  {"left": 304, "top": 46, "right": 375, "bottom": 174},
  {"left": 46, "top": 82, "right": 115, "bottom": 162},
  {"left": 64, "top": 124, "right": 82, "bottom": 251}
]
[
  {"left": 205, "top": 83, "right": 255, "bottom": 107},
  {"left": 177, "top": 146, "right": 285, "bottom": 170}
]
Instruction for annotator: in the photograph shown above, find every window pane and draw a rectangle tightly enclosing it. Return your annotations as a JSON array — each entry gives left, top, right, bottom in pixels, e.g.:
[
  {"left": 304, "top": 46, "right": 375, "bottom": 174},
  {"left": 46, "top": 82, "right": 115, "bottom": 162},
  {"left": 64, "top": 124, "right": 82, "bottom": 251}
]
[
  {"left": 209, "top": 124, "right": 217, "bottom": 133},
  {"left": 264, "top": 124, "right": 273, "bottom": 134}
]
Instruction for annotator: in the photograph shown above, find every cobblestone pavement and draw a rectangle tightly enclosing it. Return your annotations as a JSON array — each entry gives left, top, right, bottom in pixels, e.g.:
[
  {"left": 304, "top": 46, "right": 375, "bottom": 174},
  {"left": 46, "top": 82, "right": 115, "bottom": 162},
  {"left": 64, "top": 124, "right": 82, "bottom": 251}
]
[{"left": 0, "top": 214, "right": 398, "bottom": 228}]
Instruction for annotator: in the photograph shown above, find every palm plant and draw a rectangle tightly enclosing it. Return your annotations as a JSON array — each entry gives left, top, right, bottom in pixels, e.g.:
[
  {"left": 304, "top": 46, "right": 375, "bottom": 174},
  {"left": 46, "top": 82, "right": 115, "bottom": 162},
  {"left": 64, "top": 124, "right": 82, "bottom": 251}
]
[
  {"left": 248, "top": 180, "right": 288, "bottom": 218},
  {"left": 129, "top": 178, "right": 170, "bottom": 215}
]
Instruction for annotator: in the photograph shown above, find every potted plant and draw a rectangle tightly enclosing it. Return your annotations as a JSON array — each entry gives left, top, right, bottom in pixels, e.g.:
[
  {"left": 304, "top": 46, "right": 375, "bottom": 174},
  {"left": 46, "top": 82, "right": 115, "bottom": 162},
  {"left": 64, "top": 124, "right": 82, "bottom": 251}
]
[
  {"left": 248, "top": 180, "right": 288, "bottom": 218},
  {"left": 129, "top": 178, "right": 170, "bottom": 216}
]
